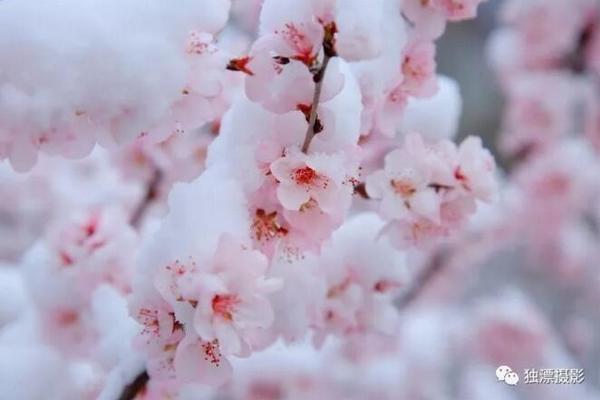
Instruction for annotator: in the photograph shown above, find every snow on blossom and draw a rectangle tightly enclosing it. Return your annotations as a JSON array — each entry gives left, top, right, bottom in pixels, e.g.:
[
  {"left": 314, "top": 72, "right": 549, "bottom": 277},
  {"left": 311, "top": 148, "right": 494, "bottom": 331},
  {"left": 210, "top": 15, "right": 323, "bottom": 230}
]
[
  {"left": 0, "top": 148, "right": 140, "bottom": 263},
  {"left": 0, "top": 162, "right": 57, "bottom": 262},
  {"left": 154, "top": 236, "right": 281, "bottom": 357},
  {"left": 346, "top": 0, "right": 473, "bottom": 139},
  {"left": 180, "top": 30, "right": 241, "bottom": 129},
  {"left": 314, "top": 214, "right": 407, "bottom": 340},
  {"left": 0, "top": 0, "right": 232, "bottom": 171},
  {"left": 207, "top": 52, "right": 362, "bottom": 252},
  {"left": 0, "top": 266, "right": 28, "bottom": 329},
  {"left": 308, "top": 58, "right": 363, "bottom": 153},
  {"left": 91, "top": 285, "right": 140, "bottom": 371},
  {"left": 113, "top": 127, "right": 215, "bottom": 197},
  {"left": 251, "top": 214, "right": 407, "bottom": 346},
  {"left": 0, "top": 342, "right": 92, "bottom": 400},
  {"left": 399, "top": 75, "right": 462, "bottom": 140},
  {"left": 267, "top": 252, "right": 326, "bottom": 343},
  {"left": 132, "top": 169, "right": 284, "bottom": 386},
  {"left": 370, "top": 38, "right": 439, "bottom": 137},
  {"left": 258, "top": 0, "right": 336, "bottom": 37},
  {"left": 231, "top": 0, "right": 264, "bottom": 34},
  {"left": 344, "top": 3, "right": 407, "bottom": 134},
  {"left": 334, "top": 0, "right": 386, "bottom": 61},
  {"left": 21, "top": 207, "right": 137, "bottom": 355}
]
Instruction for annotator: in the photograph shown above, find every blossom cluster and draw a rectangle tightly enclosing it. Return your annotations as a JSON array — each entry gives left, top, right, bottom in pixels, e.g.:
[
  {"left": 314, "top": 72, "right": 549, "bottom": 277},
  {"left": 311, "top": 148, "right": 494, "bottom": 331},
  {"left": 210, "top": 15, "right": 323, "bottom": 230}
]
[
  {"left": 126, "top": 0, "right": 495, "bottom": 391},
  {"left": 367, "top": 133, "right": 495, "bottom": 248},
  {"left": 0, "top": 0, "right": 504, "bottom": 398}
]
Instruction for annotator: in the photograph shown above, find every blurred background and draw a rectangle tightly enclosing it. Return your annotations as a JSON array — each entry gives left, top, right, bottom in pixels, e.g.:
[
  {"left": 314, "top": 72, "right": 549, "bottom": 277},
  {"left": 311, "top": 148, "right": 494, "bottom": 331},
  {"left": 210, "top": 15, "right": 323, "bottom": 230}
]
[{"left": 438, "top": 1, "right": 502, "bottom": 155}]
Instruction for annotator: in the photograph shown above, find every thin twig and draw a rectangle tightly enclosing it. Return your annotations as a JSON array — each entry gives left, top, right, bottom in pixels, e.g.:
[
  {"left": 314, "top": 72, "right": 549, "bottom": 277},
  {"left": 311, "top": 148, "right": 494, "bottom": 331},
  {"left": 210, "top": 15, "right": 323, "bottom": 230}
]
[
  {"left": 301, "top": 22, "right": 337, "bottom": 154},
  {"left": 301, "top": 54, "right": 332, "bottom": 154},
  {"left": 129, "top": 168, "right": 162, "bottom": 229},
  {"left": 117, "top": 370, "right": 149, "bottom": 400}
]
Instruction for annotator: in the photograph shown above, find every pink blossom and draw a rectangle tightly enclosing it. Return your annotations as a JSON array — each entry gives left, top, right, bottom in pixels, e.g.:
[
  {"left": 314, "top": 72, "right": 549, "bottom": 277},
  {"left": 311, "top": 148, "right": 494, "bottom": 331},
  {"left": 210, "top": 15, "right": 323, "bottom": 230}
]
[
  {"left": 244, "top": 47, "right": 316, "bottom": 113},
  {"left": 270, "top": 150, "right": 352, "bottom": 215},
  {"left": 243, "top": 36, "right": 345, "bottom": 113},
  {"left": 367, "top": 133, "right": 496, "bottom": 248},
  {"left": 189, "top": 236, "right": 281, "bottom": 355},
  {"left": 173, "top": 335, "right": 233, "bottom": 386},
  {"left": 366, "top": 146, "right": 441, "bottom": 223},
  {"left": 455, "top": 136, "right": 496, "bottom": 202},
  {"left": 141, "top": 235, "right": 281, "bottom": 386},
  {"left": 399, "top": 41, "right": 438, "bottom": 98}
]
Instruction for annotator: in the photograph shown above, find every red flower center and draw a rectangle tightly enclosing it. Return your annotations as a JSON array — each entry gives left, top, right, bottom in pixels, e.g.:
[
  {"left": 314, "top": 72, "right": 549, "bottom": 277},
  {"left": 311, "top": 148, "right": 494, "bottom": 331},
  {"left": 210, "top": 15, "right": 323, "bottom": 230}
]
[
  {"left": 212, "top": 294, "right": 240, "bottom": 321},
  {"left": 293, "top": 166, "right": 318, "bottom": 185}
]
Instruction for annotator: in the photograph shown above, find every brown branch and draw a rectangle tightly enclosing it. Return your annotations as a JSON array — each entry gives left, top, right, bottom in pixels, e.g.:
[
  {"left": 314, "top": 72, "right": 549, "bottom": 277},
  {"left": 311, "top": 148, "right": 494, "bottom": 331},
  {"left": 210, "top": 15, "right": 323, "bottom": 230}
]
[
  {"left": 301, "top": 54, "right": 332, "bottom": 154},
  {"left": 301, "top": 22, "right": 337, "bottom": 154},
  {"left": 117, "top": 369, "right": 149, "bottom": 400},
  {"left": 129, "top": 168, "right": 162, "bottom": 229},
  {"left": 396, "top": 247, "right": 450, "bottom": 309}
]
